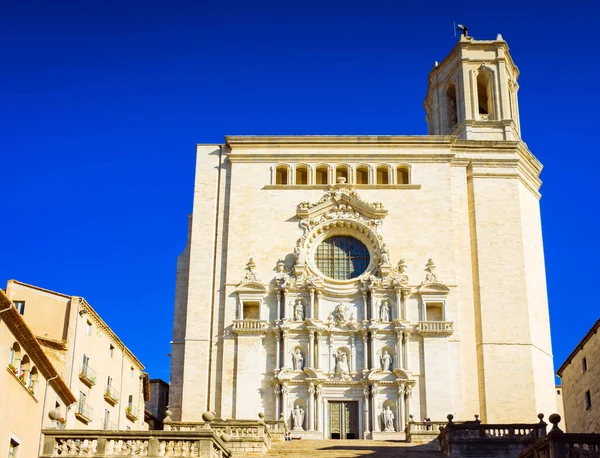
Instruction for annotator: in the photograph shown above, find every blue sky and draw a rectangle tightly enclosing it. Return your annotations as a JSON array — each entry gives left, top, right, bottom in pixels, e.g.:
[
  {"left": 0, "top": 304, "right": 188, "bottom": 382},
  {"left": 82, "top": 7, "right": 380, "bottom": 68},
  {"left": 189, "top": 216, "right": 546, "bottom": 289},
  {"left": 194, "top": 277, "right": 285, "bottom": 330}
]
[{"left": 1, "top": 0, "right": 598, "bottom": 384}]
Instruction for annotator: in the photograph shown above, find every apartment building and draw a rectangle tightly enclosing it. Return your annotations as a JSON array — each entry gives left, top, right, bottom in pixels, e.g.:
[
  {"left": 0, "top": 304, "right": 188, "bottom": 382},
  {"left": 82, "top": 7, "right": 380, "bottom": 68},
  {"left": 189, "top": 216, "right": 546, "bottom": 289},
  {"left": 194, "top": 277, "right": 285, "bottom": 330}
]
[{"left": 5, "top": 280, "right": 147, "bottom": 431}]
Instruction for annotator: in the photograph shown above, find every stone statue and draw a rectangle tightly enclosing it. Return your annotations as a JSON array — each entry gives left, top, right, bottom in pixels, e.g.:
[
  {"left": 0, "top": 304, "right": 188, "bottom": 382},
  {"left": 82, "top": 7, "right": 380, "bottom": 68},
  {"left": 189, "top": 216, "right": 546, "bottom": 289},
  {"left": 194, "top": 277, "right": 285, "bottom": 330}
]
[
  {"left": 380, "top": 244, "right": 391, "bottom": 266},
  {"left": 335, "top": 349, "right": 350, "bottom": 377},
  {"left": 382, "top": 406, "right": 395, "bottom": 432},
  {"left": 294, "top": 245, "right": 306, "bottom": 266},
  {"left": 293, "top": 299, "right": 304, "bottom": 321},
  {"left": 381, "top": 350, "right": 392, "bottom": 372},
  {"left": 292, "top": 349, "right": 304, "bottom": 371},
  {"left": 424, "top": 258, "right": 438, "bottom": 283},
  {"left": 292, "top": 405, "right": 305, "bottom": 430},
  {"left": 335, "top": 303, "right": 347, "bottom": 323},
  {"left": 379, "top": 300, "right": 391, "bottom": 322}
]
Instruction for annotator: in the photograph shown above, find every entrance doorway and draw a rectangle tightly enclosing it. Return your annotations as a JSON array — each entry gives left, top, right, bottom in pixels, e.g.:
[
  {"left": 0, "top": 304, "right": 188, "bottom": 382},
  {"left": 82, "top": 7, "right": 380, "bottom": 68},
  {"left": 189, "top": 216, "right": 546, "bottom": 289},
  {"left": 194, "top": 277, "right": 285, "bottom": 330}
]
[{"left": 328, "top": 401, "right": 359, "bottom": 439}]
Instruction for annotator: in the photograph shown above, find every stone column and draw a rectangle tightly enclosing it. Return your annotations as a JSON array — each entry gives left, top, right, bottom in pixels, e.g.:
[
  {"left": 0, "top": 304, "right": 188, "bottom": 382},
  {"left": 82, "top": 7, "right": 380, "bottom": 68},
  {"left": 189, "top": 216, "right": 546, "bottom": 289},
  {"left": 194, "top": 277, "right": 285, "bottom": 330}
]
[
  {"left": 402, "top": 329, "right": 411, "bottom": 371},
  {"left": 371, "top": 383, "right": 380, "bottom": 432},
  {"left": 274, "top": 385, "right": 281, "bottom": 420},
  {"left": 309, "top": 288, "right": 315, "bottom": 320},
  {"left": 397, "top": 384, "right": 406, "bottom": 432},
  {"left": 405, "top": 383, "right": 413, "bottom": 427},
  {"left": 401, "top": 288, "right": 410, "bottom": 321},
  {"left": 370, "top": 329, "right": 378, "bottom": 370},
  {"left": 308, "top": 383, "right": 315, "bottom": 431},
  {"left": 275, "top": 329, "right": 281, "bottom": 371},
  {"left": 395, "top": 328, "right": 403, "bottom": 369},
  {"left": 276, "top": 290, "right": 282, "bottom": 321},
  {"left": 350, "top": 334, "right": 356, "bottom": 374},
  {"left": 316, "top": 385, "right": 323, "bottom": 432},
  {"left": 308, "top": 327, "right": 315, "bottom": 368},
  {"left": 282, "top": 329, "right": 289, "bottom": 369},
  {"left": 394, "top": 288, "right": 401, "bottom": 322},
  {"left": 316, "top": 291, "right": 322, "bottom": 321},
  {"left": 281, "top": 383, "right": 289, "bottom": 429},
  {"left": 363, "top": 385, "right": 371, "bottom": 435},
  {"left": 328, "top": 335, "right": 334, "bottom": 375},
  {"left": 361, "top": 290, "right": 368, "bottom": 321},
  {"left": 361, "top": 331, "right": 368, "bottom": 372},
  {"left": 281, "top": 289, "right": 288, "bottom": 319}
]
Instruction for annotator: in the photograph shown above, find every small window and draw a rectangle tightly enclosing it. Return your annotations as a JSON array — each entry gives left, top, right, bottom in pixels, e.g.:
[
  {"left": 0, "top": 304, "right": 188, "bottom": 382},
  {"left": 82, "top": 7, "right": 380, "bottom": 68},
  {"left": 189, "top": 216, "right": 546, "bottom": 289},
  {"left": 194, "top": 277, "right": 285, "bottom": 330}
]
[
  {"left": 446, "top": 84, "right": 458, "bottom": 130},
  {"left": 128, "top": 394, "right": 133, "bottom": 406},
  {"left": 376, "top": 166, "right": 389, "bottom": 185},
  {"left": 396, "top": 166, "right": 409, "bottom": 184},
  {"left": 242, "top": 301, "right": 260, "bottom": 320},
  {"left": 335, "top": 166, "right": 349, "bottom": 183},
  {"left": 296, "top": 166, "right": 308, "bottom": 185},
  {"left": 8, "top": 439, "right": 20, "bottom": 458},
  {"left": 316, "top": 166, "right": 328, "bottom": 185},
  {"left": 14, "top": 301, "right": 25, "bottom": 315},
  {"left": 130, "top": 366, "right": 134, "bottom": 378},
  {"left": 425, "top": 302, "right": 444, "bottom": 321},
  {"left": 557, "top": 389, "right": 561, "bottom": 395},
  {"left": 109, "top": 344, "right": 114, "bottom": 358},
  {"left": 585, "top": 390, "right": 592, "bottom": 410},
  {"left": 583, "top": 357, "right": 588, "bottom": 372},
  {"left": 107, "top": 375, "right": 112, "bottom": 387},
  {"left": 86, "top": 321, "right": 92, "bottom": 336},
  {"left": 477, "top": 71, "right": 492, "bottom": 117},
  {"left": 275, "top": 166, "right": 288, "bottom": 185},
  {"left": 356, "top": 166, "right": 369, "bottom": 185}
]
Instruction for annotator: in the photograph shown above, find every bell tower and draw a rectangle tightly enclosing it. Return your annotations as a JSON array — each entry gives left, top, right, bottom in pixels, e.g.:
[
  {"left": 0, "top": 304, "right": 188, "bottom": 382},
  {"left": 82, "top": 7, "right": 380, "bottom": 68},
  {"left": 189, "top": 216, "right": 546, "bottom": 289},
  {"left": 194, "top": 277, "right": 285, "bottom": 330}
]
[{"left": 425, "top": 34, "right": 521, "bottom": 140}]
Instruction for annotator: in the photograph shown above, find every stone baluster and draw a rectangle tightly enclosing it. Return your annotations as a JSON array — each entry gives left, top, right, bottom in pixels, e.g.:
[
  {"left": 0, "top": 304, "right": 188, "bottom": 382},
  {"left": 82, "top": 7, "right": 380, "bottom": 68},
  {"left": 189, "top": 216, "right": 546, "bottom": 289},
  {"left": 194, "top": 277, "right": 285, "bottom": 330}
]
[
  {"left": 350, "top": 334, "right": 356, "bottom": 375},
  {"left": 402, "top": 329, "right": 411, "bottom": 371},
  {"left": 370, "top": 329, "right": 378, "bottom": 370},
  {"left": 309, "top": 288, "right": 315, "bottom": 320},
  {"left": 395, "top": 328, "right": 403, "bottom": 369},
  {"left": 371, "top": 383, "right": 380, "bottom": 432},
  {"left": 282, "top": 328, "right": 289, "bottom": 369},
  {"left": 398, "top": 384, "right": 406, "bottom": 432},
  {"left": 308, "top": 327, "right": 315, "bottom": 368},
  {"left": 275, "top": 329, "right": 281, "bottom": 371},
  {"left": 363, "top": 385, "right": 371, "bottom": 435},
  {"left": 281, "top": 383, "right": 289, "bottom": 429},
  {"left": 308, "top": 383, "right": 315, "bottom": 431},
  {"left": 361, "top": 331, "right": 369, "bottom": 372}
]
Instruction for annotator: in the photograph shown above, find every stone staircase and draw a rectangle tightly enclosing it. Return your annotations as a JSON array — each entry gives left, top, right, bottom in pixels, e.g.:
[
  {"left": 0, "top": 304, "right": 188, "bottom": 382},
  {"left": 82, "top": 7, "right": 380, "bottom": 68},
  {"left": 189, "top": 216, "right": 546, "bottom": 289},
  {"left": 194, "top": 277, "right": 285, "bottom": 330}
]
[{"left": 260, "top": 439, "right": 443, "bottom": 457}]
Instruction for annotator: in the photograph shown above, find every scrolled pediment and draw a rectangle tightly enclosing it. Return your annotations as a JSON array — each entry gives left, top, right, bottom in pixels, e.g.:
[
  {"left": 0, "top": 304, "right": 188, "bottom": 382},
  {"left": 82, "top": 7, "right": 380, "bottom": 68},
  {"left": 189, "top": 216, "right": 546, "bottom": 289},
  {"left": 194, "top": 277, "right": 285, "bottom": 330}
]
[
  {"left": 417, "top": 282, "right": 450, "bottom": 295},
  {"left": 234, "top": 281, "right": 267, "bottom": 294}
]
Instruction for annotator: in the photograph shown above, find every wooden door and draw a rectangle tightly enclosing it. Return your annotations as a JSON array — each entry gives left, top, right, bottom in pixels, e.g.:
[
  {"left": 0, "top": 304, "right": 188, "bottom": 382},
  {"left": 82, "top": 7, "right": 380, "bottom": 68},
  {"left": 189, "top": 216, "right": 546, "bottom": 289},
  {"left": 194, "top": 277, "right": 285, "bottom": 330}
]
[{"left": 329, "top": 401, "right": 359, "bottom": 439}]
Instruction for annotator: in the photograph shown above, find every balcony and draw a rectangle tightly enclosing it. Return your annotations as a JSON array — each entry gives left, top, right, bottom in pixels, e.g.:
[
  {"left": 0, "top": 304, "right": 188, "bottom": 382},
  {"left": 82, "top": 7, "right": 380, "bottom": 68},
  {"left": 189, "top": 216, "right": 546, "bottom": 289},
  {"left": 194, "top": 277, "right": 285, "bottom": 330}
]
[
  {"left": 417, "top": 321, "right": 454, "bottom": 336},
  {"left": 232, "top": 319, "right": 269, "bottom": 335},
  {"left": 79, "top": 364, "right": 97, "bottom": 387},
  {"left": 75, "top": 402, "right": 93, "bottom": 424},
  {"left": 104, "top": 384, "right": 120, "bottom": 406},
  {"left": 126, "top": 405, "right": 139, "bottom": 422},
  {"left": 103, "top": 418, "right": 117, "bottom": 430}
]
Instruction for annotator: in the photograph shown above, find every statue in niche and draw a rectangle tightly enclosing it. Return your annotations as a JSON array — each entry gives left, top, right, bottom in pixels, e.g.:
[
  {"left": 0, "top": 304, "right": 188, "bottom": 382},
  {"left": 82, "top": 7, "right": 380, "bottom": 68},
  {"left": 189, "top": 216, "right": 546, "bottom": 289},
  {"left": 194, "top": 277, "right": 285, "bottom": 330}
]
[
  {"left": 292, "top": 349, "right": 304, "bottom": 371},
  {"left": 382, "top": 406, "right": 395, "bottom": 432},
  {"left": 293, "top": 299, "right": 304, "bottom": 321},
  {"left": 380, "top": 350, "right": 393, "bottom": 372},
  {"left": 380, "top": 243, "right": 391, "bottom": 266},
  {"left": 335, "top": 303, "right": 348, "bottom": 323},
  {"left": 292, "top": 405, "right": 305, "bottom": 430},
  {"left": 335, "top": 349, "right": 350, "bottom": 378},
  {"left": 294, "top": 245, "right": 306, "bottom": 266},
  {"left": 379, "top": 300, "right": 391, "bottom": 322}
]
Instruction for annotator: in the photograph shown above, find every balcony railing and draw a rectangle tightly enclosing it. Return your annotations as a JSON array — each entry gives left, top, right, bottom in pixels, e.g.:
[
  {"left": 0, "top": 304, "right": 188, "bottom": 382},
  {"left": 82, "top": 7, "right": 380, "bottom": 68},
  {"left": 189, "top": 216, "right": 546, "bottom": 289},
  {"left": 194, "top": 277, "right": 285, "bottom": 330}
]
[
  {"left": 104, "top": 384, "right": 120, "bottom": 405},
  {"left": 103, "top": 418, "right": 117, "bottom": 431},
  {"left": 232, "top": 319, "right": 269, "bottom": 334},
  {"left": 418, "top": 321, "right": 454, "bottom": 336},
  {"left": 79, "top": 364, "right": 97, "bottom": 387},
  {"left": 126, "top": 405, "right": 139, "bottom": 422},
  {"left": 75, "top": 402, "right": 93, "bottom": 424}
]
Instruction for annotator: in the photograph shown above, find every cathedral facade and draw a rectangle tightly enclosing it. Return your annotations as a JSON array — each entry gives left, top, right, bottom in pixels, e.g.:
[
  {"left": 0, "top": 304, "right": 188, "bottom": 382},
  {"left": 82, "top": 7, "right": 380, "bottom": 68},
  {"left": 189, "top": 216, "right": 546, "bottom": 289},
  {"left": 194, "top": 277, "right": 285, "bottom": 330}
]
[{"left": 169, "top": 35, "right": 557, "bottom": 439}]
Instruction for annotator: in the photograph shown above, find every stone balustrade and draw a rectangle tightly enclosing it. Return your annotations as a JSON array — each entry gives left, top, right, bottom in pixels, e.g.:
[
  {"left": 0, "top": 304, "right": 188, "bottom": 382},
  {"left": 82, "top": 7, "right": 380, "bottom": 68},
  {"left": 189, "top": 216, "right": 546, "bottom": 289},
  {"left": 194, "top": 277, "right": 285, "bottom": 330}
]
[
  {"left": 232, "top": 320, "right": 269, "bottom": 334},
  {"left": 264, "top": 420, "right": 287, "bottom": 441},
  {"left": 407, "top": 420, "right": 446, "bottom": 442},
  {"left": 40, "top": 430, "right": 230, "bottom": 458},
  {"left": 418, "top": 321, "right": 454, "bottom": 336},
  {"left": 519, "top": 414, "right": 600, "bottom": 458}
]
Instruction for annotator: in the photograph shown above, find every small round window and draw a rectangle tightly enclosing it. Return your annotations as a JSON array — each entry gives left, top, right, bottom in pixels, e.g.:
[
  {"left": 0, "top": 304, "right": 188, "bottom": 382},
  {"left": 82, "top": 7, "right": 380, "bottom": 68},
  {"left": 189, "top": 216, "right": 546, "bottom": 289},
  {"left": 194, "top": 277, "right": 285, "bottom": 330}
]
[{"left": 314, "top": 236, "right": 370, "bottom": 280}]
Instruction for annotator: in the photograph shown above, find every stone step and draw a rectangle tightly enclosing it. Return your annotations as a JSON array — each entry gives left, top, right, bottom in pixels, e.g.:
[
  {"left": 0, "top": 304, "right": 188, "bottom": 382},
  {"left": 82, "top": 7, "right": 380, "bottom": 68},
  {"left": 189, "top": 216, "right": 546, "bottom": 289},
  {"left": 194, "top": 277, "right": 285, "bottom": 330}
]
[{"left": 259, "top": 440, "right": 443, "bottom": 457}]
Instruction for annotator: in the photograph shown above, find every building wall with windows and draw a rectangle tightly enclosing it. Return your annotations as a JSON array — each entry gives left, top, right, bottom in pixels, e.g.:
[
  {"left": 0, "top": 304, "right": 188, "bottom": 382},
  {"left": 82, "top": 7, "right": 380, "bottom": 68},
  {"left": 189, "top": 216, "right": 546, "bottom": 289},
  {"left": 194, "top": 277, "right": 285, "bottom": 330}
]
[
  {"left": 557, "top": 318, "right": 600, "bottom": 433},
  {"left": 0, "top": 290, "right": 76, "bottom": 458},
  {"left": 170, "top": 36, "right": 557, "bottom": 438},
  {"left": 4, "top": 280, "right": 147, "bottom": 431}
]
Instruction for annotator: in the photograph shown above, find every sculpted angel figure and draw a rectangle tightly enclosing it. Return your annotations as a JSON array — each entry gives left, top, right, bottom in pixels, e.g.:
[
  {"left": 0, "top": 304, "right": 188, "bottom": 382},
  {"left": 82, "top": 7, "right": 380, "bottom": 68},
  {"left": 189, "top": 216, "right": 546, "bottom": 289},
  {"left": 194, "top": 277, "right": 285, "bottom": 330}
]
[
  {"left": 381, "top": 350, "right": 393, "bottom": 372},
  {"left": 335, "top": 303, "right": 347, "bottom": 323},
  {"left": 292, "top": 405, "right": 305, "bottom": 430},
  {"left": 382, "top": 406, "right": 395, "bottom": 432},
  {"left": 293, "top": 299, "right": 304, "bottom": 321},
  {"left": 379, "top": 300, "right": 391, "bottom": 322},
  {"left": 380, "top": 243, "right": 391, "bottom": 266}
]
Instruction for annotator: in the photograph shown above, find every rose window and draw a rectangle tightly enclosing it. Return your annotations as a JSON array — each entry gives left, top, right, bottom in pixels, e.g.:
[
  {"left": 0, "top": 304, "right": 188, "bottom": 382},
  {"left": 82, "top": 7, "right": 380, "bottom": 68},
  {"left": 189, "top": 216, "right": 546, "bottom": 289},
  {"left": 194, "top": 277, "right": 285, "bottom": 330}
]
[{"left": 314, "top": 236, "right": 370, "bottom": 280}]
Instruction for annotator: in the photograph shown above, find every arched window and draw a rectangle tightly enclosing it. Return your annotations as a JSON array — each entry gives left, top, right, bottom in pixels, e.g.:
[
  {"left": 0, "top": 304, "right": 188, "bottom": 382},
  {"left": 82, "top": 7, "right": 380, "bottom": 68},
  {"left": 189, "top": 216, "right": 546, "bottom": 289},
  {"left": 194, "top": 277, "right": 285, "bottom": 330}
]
[
  {"left": 275, "top": 165, "right": 288, "bottom": 185},
  {"left": 376, "top": 166, "right": 389, "bottom": 185},
  {"left": 316, "top": 166, "right": 329, "bottom": 185},
  {"left": 477, "top": 71, "right": 493, "bottom": 118},
  {"left": 8, "top": 342, "right": 21, "bottom": 373},
  {"left": 29, "top": 366, "right": 38, "bottom": 394},
  {"left": 446, "top": 84, "right": 458, "bottom": 129},
  {"left": 335, "top": 165, "right": 349, "bottom": 183},
  {"left": 315, "top": 236, "right": 370, "bottom": 280},
  {"left": 356, "top": 166, "right": 369, "bottom": 185},
  {"left": 20, "top": 354, "right": 30, "bottom": 382},
  {"left": 396, "top": 166, "right": 410, "bottom": 185},
  {"left": 295, "top": 165, "right": 308, "bottom": 185}
]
